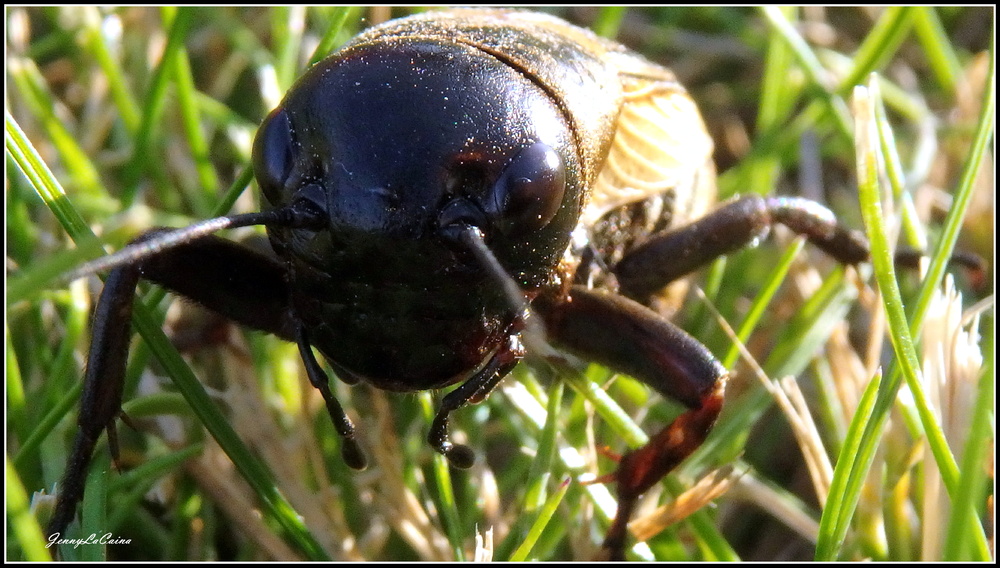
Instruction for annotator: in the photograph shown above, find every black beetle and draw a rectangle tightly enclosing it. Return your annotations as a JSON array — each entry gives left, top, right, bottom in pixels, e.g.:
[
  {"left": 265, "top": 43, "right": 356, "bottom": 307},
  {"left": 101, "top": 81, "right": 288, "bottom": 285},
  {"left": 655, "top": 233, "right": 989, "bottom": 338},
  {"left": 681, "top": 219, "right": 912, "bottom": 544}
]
[{"left": 12, "top": 6, "right": 990, "bottom": 561}]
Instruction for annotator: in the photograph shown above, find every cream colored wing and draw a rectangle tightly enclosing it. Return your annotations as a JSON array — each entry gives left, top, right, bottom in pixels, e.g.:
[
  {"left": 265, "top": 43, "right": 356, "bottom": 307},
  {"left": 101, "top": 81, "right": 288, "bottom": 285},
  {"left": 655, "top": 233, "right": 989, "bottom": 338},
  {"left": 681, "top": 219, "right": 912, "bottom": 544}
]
[{"left": 584, "top": 74, "right": 715, "bottom": 229}]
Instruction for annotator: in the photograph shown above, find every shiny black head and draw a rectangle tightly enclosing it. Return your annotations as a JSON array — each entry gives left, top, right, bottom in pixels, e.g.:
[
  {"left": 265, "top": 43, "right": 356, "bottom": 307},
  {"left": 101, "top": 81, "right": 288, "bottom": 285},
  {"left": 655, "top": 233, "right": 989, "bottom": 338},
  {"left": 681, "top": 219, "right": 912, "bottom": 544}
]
[{"left": 251, "top": 38, "right": 583, "bottom": 390}]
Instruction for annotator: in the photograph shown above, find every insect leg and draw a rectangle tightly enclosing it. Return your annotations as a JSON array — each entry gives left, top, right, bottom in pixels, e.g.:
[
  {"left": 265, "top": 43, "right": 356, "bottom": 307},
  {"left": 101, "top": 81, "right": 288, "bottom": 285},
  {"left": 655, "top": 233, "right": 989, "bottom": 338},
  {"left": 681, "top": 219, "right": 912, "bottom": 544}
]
[
  {"left": 295, "top": 325, "right": 367, "bottom": 470},
  {"left": 537, "top": 286, "right": 728, "bottom": 560},
  {"left": 48, "top": 231, "right": 297, "bottom": 539},
  {"left": 427, "top": 335, "right": 524, "bottom": 469},
  {"left": 47, "top": 265, "right": 140, "bottom": 539},
  {"left": 614, "top": 194, "right": 870, "bottom": 301}
]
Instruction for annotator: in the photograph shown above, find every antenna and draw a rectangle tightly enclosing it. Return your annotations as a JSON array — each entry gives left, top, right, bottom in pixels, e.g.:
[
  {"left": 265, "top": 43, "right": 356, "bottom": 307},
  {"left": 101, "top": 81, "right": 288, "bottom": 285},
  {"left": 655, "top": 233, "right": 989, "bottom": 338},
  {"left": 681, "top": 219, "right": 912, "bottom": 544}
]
[
  {"left": 64, "top": 203, "right": 325, "bottom": 283},
  {"left": 452, "top": 225, "right": 559, "bottom": 359}
]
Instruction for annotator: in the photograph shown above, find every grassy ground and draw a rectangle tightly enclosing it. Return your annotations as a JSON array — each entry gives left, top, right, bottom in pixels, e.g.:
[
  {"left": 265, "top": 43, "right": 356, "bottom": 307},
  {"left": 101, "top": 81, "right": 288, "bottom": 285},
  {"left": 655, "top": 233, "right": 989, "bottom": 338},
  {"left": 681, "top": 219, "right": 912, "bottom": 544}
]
[{"left": 6, "top": 6, "right": 994, "bottom": 561}]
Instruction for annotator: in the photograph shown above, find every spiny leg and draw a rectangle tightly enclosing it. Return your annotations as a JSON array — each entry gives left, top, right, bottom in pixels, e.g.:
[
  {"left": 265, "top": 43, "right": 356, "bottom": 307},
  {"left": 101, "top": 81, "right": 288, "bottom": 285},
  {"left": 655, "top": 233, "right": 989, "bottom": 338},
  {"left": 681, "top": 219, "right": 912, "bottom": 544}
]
[
  {"left": 47, "top": 266, "right": 140, "bottom": 539},
  {"left": 602, "top": 385, "right": 724, "bottom": 559},
  {"left": 47, "top": 232, "right": 299, "bottom": 540},
  {"left": 537, "top": 286, "right": 728, "bottom": 560},
  {"left": 428, "top": 335, "right": 524, "bottom": 469}
]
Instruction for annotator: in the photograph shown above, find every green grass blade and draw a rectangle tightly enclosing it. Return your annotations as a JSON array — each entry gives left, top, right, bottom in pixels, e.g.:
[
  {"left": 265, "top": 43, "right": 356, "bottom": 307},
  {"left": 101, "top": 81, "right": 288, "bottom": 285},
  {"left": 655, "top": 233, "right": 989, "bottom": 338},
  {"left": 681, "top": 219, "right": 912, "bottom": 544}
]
[
  {"left": 835, "top": 7, "right": 914, "bottom": 94},
  {"left": 815, "top": 368, "right": 883, "bottom": 560},
  {"left": 592, "top": 7, "right": 628, "bottom": 38},
  {"left": 508, "top": 477, "right": 571, "bottom": 561},
  {"left": 751, "top": 5, "right": 797, "bottom": 195},
  {"left": 759, "top": 6, "right": 852, "bottom": 140},
  {"left": 308, "top": 6, "right": 357, "bottom": 66},
  {"left": 722, "top": 237, "right": 806, "bottom": 368},
  {"left": 856, "top": 79, "right": 959, "bottom": 495},
  {"left": 911, "top": 7, "right": 963, "bottom": 94},
  {"left": 82, "top": 7, "right": 142, "bottom": 132},
  {"left": 6, "top": 456, "right": 54, "bottom": 561},
  {"left": 172, "top": 47, "right": 219, "bottom": 215},
  {"left": 79, "top": 458, "right": 110, "bottom": 560},
  {"left": 122, "top": 7, "right": 194, "bottom": 207},
  {"left": 129, "top": 305, "right": 331, "bottom": 560},
  {"left": 272, "top": 6, "right": 307, "bottom": 92},
  {"left": 495, "top": 378, "right": 563, "bottom": 560},
  {"left": 6, "top": 320, "right": 29, "bottom": 441},
  {"left": 816, "top": 71, "right": 992, "bottom": 561},
  {"left": 211, "top": 165, "right": 257, "bottom": 218},
  {"left": 419, "top": 392, "right": 466, "bottom": 560},
  {"left": 106, "top": 445, "right": 205, "bottom": 532},
  {"left": 5, "top": 111, "right": 96, "bottom": 240},
  {"left": 908, "top": 31, "right": 994, "bottom": 334},
  {"left": 6, "top": 59, "right": 105, "bottom": 201},
  {"left": 942, "top": 356, "right": 994, "bottom": 561}
]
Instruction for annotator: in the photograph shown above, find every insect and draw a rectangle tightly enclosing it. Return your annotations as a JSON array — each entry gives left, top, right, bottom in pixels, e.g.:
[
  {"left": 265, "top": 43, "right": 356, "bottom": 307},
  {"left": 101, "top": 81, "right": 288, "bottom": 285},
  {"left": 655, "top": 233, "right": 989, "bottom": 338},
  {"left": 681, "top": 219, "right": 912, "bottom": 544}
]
[{"left": 12, "top": 7, "right": 989, "bottom": 562}]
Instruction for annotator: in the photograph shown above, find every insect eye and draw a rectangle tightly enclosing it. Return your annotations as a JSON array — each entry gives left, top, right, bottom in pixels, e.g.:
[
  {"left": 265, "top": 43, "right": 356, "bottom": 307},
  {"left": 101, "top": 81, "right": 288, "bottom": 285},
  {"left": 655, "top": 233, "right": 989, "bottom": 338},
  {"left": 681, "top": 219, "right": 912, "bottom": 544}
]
[
  {"left": 252, "top": 107, "right": 295, "bottom": 205},
  {"left": 490, "top": 142, "right": 566, "bottom": 234}
]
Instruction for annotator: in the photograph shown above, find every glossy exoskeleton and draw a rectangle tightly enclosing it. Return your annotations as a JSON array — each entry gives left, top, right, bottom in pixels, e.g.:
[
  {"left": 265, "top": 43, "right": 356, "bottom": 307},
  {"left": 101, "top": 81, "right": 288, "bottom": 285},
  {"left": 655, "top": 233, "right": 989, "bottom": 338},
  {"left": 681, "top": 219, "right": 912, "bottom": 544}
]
[{"left": 47, "top": 8, "right": 896, "bottom": 560}]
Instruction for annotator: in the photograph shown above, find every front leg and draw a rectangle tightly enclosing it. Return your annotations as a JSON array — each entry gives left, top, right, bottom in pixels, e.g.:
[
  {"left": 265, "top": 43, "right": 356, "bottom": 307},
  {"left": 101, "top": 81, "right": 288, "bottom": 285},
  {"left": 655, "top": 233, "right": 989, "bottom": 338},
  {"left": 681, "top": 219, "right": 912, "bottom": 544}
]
[
  {"left": 47, "top": 231, "right": 299, "bottom": 540},
  {"left": 46, "top": 265, "right": 141, "bottom": 540},
  {"left": 428, "top": 334, "right": 524, "bottom": 469},
  {"left": 536, "top": 286, "right": 728, "bottom": 560}
]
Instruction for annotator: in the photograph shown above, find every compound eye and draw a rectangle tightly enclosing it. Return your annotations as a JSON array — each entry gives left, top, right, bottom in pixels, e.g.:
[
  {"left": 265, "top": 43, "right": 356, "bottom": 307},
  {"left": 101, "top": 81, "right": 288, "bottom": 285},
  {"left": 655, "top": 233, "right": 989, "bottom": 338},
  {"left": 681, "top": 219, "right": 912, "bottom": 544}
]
[
  {"left": 252, "top": 107, "right": 295, "bottom": 205},
  {"left": 489, "top": 142, "right": 566, "bottom": 234}
]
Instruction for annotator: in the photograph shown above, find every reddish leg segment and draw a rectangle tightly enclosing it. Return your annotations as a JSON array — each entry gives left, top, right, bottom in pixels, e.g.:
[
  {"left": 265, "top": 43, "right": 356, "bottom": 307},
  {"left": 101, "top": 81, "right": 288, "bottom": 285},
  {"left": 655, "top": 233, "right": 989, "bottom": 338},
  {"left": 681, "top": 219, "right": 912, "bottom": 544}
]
[
  {"left": 537, "top": 286, "right": 728, "bottom": 560},
  {"left": 546, "top": 195, "right": 871, "bottom": 557},
  {"left": 556, "top": 192, "right": 984, "bottom": 557}
]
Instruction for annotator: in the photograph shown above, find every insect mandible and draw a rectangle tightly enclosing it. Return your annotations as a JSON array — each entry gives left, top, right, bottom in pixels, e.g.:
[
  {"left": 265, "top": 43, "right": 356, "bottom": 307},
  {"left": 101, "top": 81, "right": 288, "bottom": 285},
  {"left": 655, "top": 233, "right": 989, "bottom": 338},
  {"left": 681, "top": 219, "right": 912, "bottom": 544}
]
[{"left": 24, "top": 7, "right": 978, "bottom": 561}]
